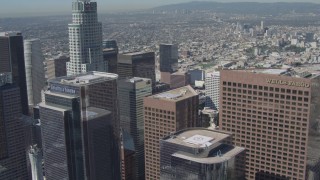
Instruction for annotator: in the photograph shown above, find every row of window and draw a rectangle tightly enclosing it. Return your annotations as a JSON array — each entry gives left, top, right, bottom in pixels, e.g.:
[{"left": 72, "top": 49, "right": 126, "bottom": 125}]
[{"left": 222, "top": 81, "right": 310, "bottom": 96}]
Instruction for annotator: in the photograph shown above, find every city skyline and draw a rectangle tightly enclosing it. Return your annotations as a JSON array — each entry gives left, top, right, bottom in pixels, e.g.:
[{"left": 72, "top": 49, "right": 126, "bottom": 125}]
[
  {"left": 1, "top": 0, "right": 320, "bottom": 17},
  {"left": 1, "top": 0, "right": 320, "bottom": 178}
]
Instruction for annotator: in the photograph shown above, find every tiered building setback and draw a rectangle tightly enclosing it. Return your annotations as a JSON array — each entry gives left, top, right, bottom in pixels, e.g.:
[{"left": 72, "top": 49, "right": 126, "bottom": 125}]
[{"left": 67, "top": 0, "right": 106, "bottom": 75}]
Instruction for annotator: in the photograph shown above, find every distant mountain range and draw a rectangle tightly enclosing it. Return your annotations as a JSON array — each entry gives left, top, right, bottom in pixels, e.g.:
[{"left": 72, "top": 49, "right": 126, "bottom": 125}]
[{"left": 153, "top": 1, "right": 320, "bottom": 15}]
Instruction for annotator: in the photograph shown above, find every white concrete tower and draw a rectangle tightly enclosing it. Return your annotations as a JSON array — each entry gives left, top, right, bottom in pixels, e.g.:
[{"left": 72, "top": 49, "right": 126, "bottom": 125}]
[
  {"left": 67, "top": 0, "right": 106, "bottom": 76},
  {"left": 205, "top": 71, "right": 220, "bottom": 110}
]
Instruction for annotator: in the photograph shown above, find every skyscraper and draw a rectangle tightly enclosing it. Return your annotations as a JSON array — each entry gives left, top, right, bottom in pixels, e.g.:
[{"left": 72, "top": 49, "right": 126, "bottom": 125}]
[
  {"left": 103, "top": 48, "right": 118, "bottom": 74},
  {"left": 118, "top": 77, "right": 152, "bottom": 180},
  {"left": 160, "top": 71, "right": 190, "bottom": 89},
  {"left": 24, "top": 39, "right": 46, "bottom": 108},
  {"left": 0, "top": 32, "right": 28, "bottom": 115},
  {"left": 159, "top": 44, "right": 178, "bottom": 73},
  {"left": 160, "top": 128, "right": 245, "bottom": 180},
  {"left": 28, "top": 145, "right": 44, "bottom": 180},
  {"left": 144, "top": 85, "right": 199, "bottom": 180},
  {"left": 103, "top": 40, "right": 119, "bottom": 52},
  {"left": 103, "top": 40, "right": 118, "bottom": 74},
  {"left": 205, "top": 71, "right": 220, "bottom": 110},
  {"left": 39, "top": 72, "right": 120, "bottom": 180},
  {"left": 67, "top": 0, "right": 106, "bottom": 76},
  {"left": 118, "top": 52, "right": 156, "bottom": 88},
  {"left": 219, "top": 69, "right": 320, "bottom": 180},
  {"left": 46, "top": 56, "right": 69, "bottom": 80},
  {"left": 0, "top": 74, "right": 28, "bottom": 179}
]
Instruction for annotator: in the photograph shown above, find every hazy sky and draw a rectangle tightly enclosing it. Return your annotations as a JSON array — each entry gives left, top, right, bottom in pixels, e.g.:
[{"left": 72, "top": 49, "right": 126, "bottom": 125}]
[{"left": 0, "top": 0, "right": 319, "bottom": 16}]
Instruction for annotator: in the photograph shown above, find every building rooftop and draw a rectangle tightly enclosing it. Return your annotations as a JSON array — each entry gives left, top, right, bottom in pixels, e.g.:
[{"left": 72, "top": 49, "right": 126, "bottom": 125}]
[
  {"left": 233, "top": 68, "right": 319, "bottom": 79},
  {"left": 85, "top": 107, "right": 111, "bottom": 121},
  {"left": 39, "top": 102, "right": 71, "bottom": 112},
  {"left": 24, "top": 38, "right": 40, "bottom": 42},
  {"left": 152, "top": 85, "right": 197, "bottom": 101},
  {"left": 122, "top": 51, "right": 152, "bottom": 56},
  {"left": 164, "top": 128, "right": 230, "bottom": 148},
  {"left": 48, "top": 71, "right": 118, "bottom": 86},
  {"left": 125, "top": 77, "right": 151, "bottom": 84},
  {"left": 162, "top": 128, "right": 245, "bottom": 164},
  {"left": 0, "top": 31, "right": 21, "bottom": 37},
  {"left": 172, "top": 146, "right": 245, "bottom": 164},
  {"left": 103, "top": 48, "right": 117, "bottom": 54},
  {"left": 160, "top": 43, "right": 176, "bottom": 46}
]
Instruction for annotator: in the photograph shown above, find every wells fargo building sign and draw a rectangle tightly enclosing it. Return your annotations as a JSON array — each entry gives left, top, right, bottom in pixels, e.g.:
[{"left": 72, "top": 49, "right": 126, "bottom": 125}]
[{"left": 266, "top": 79, "right": 310, "bottom": 88}]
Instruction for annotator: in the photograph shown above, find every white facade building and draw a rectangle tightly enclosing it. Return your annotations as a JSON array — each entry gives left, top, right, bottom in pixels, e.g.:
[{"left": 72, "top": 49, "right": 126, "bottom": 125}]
[
  {"left": 67, "top": 0, "right": 106, "bottom": 75},
  {"left": 205, "top": 71, "right": 220, "bottom": 110},
  {"left": 24, "top": 39, "right": 45, "bottom": 107}
]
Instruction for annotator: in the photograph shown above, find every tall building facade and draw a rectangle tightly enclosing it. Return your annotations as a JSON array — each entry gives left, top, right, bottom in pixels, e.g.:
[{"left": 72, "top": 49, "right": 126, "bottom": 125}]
[
  {"left": 103, "top": 48, "right": 118, "bottom": 74},
  {"left": 118, "top": 77, "right": 152, "bottom": 180},
  {"left": 219, "top": 69, "right": 320, "bottom": 180},
  {"left": 118, "top": 52, "right": 156, "bottom": 87},
  {"left": 103, "top": 40, "right": 119, "bottom": 51},
  {"left": 0, "top": 74, "right": 28, "bottom": 179},
  {"left": 39, "top": 72, "right": 121, "bottom": 180},
  {"left": 28, "top": 145, "right": 44, "bottom": 180},
  {"left": 24, "top": 39, "right": 45, "bottom": 107},
  {"left": 205, "top": 71, "right": 220, "bottom": 110},
  {"left": 67, "top": 0, "right": 106, "bottom": 75},
  {"left": 160, "top": 128, "right": 245, "bottom": 180},
  {"left": 160, "top": 71, "right": 190, "bottom": 89},
  {"left": 46, "top": 56, "right": 69, "bottom": 80},
  {"left": 120, "top": 130, "right": 137, "bottom": 180},
  {"left": 0, "top": 32, "right": 28, "bottom": 115},
  {"left": 144, "top": 86, "right": 199, "bottom": 180},
  {"left": 159, "top": 44, "right": 178, "bottom": 73}
]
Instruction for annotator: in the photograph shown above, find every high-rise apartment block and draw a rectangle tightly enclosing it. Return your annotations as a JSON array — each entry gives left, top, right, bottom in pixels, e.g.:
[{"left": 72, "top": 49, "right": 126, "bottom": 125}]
[
  {"left": 24, "top": 39, "right": 45, "bottom": 107},
  {"left": 39, "top": 72, "right": 120, "bottom": 180},
  {"left": 160, "top": 128, "right": 245, "bottom": 180},
  {"left": 118, "top": 77, "right": 152, "bottom": 180},
  {"left": 159, "top": 44, "right": 178, "bottom": 73},
  {"left": 0, "top": 74, "right": 28, "bottom": 179},
  {"left": 67, "top": 0, "right": 106, "bottom": 75},
  {"left": 46, "top": 56, "right": 69, "bottom": 80},
  {"left": 118, "top": 52, "right": 156, "bottom": 87},
  {"left": 220, "top": 69, "right": 320, "bottom": 180},
  {"left": 205, "top": 71, "right": 220, "bottom": 110},
  {"left": 144, "top": 85, "right": 199, "bottom": 180},
  {"left": 0, "top": 32, "right": 28, "bottom": 115}
]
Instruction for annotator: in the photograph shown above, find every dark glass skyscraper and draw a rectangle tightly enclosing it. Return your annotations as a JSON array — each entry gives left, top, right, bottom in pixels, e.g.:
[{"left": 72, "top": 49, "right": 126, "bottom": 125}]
[
  {"left": 118, "top": 77, "right": 152, "bottom": 180},
  {"left": 103, "top": 40, "right": 119, "bottom": 52},
  {"left": 0, "top": 74, "right": 28, "bottom": 179},
  {"left": 118, "top": 52, "right": 156, "bottom": 88},
  {"left": 39, "top": 72, "right": 121, "bottom": 180},
  {"left": 0, "top": 32, "right": 28, "bottom": 115},
  {"left": 159, "top": 44, "right": 178, "bottom": 73},
  {"left": 103, "top": 48, "right": 118, "bottom": 74}
]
